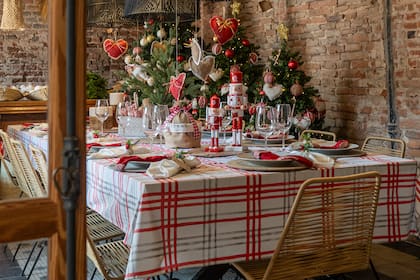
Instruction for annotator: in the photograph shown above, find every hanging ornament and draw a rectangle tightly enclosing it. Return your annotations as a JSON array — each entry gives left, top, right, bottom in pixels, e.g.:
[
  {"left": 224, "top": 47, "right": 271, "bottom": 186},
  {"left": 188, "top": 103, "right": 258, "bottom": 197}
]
[
  {"left": 231, "top": 1, "right": 241, "bottom": 17},
  {"left": 132, "top": 46, "right": 141, "bottom": 55},
  {"left": 225, "top": 49, "right": 235, "bottom": 59},
  {"left": 288, "top": 59, "right": 299, "bottom": 70},
  {"left": 134, "top": 55, "right": 143, "bottom": 64},
  {"left": 157, "top": 28, "right": 167, "bottom": 39},
  {"left": 146, "top": 34, "right": 155, "bottom": 43},
  {"left": 200, "top": 84, "right": 209, "bottom": 92},
  {"left": 190, "top": 38, "right": 203, "bottom": 65},
  {"left": 103, "top": 38, "right": 128, "bottom": 60},
  {"left": 198, "top": 95, "right": 207, "bottom": 108},
  {"left": 249, "top": 52, "right": 258, "bottom": 64},
  {"left": 209, "top": 16, "right": 239, "bottom": 45},
  {"left": 277, "top": 23, "right": 289, "bottom": 41},
  {"left": 189, "top": 56, "right": 216, "bottom": 82},
  {"left": 147, "top": 77, "right": 154, "bottom": 86},
  {"left": 263, "top": 69, "right": 275, "bottom": 85},
  {"left": 241, "top": 39, "right": 250, "bottom": 47},
  {"left": 124, "top": 55, "right": 132, "bottom": 65},
  {"left": 170, "top": 37, "right": 177, "bottom": 45},
  {"left": 176, "top": 55, "right": 185, "bottom": 62},
  {"left": 263, "top": 83, "right": 283, "bottom": 101},
  {"left": 290, "top": 81, "right": 303, "bottom": 97},
  {"left": 209, "top": 68, "right": 224, "bottom": 82},
  {"left": 150, "top": 41, "right": 167, "bottom": 54},
  {"left": 169, "top": 73, "right": 186, "bottom": 101},
  {"left": 140, "top": 37, "right": 148, "bottom": 47},
  {"left": 211, "top": 43, "right": 222, "bottom": 55}
]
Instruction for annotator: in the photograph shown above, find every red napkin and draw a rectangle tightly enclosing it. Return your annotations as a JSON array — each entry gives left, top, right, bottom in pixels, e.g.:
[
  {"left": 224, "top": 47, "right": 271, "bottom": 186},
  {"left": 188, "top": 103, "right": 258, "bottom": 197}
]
[
  {"left": 319, "top": 140, "right": 349, "bottom": 149},
  {"left": 115, "top": 155, "right": 168, "bottom": 171},
  {"left": 253, "top": 151, "right": 314, "bottom": 168},
  {"left": 86, "top": 142, "right": 122, "bottom": 150}
]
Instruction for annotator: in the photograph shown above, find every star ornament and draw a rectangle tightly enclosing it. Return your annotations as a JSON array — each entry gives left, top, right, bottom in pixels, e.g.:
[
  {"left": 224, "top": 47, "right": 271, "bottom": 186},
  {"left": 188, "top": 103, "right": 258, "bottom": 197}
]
[
  {"left": 231, "top": 1, "right": 241, "bottom": 17},
  {"left": 169, "top": 73, "right": 186, "bottom": 101},
  {"left": 277, "top": 23, "right": 289, "bottom": 41}
]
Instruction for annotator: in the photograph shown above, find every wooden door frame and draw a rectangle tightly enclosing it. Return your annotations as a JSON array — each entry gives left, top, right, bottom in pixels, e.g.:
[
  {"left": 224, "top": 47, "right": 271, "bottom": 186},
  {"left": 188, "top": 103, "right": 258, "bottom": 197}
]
[{"left": 0, "top": 1, "right": 87, "bottom": 279}]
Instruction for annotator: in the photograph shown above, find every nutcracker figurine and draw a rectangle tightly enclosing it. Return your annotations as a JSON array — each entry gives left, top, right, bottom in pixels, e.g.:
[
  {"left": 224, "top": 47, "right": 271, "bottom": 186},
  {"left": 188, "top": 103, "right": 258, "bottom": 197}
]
[
  {"left": 227, "top": 65, "right": 247, "bottom": 146},
  {"left": 206, "top": 94, "right": 224, "bottom": 152}
]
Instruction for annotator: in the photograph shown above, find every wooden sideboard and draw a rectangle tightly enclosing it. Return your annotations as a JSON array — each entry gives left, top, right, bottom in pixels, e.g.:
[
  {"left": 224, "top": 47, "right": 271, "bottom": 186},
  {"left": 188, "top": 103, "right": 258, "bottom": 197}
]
[{"left": 0, "top": 101, "right": 47, "bottom": 131}]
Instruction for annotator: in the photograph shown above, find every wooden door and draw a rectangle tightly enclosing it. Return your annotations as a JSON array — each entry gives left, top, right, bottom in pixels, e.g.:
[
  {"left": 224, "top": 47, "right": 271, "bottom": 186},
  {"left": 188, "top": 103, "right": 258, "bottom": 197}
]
[{"left": 0, "top": 1, "right": 87, "bottom": 279}]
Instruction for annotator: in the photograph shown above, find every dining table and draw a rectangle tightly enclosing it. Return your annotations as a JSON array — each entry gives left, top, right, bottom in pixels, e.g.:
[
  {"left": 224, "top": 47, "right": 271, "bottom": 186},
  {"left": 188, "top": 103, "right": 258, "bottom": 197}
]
[{"left": 7, "top": 123, "right": 420, "bottom": 279}]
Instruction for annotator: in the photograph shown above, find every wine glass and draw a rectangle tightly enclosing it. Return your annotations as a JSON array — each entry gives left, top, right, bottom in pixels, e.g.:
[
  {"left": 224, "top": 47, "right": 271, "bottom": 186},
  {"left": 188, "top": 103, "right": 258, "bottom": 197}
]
[
  {"left": 94, "top": 99, "right": 110, "bottom": 136},
  {"left": 255, "top": 105, "right": 275, "bottom": 148},
  {"left": 220, "top": 102, "right": 232, "bottom": 145},
  {"left": 142, "top": 105, "right": 156, "bottom": 147},
  {"left": 115, "top": 102, "right": 129, "bottom": 136},
  {"left": 274, "top": 104, "right": 292, "bottom": 150},
  {"left": 153, "top": 104, "right": 169, "bottom": 147}
]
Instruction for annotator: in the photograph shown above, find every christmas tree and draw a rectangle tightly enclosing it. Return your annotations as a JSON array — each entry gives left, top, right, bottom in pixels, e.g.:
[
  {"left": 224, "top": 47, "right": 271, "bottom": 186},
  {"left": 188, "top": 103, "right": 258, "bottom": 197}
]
[
  {"left": 120, "top": 19, "right": 201, "bottom": 106},
  {"left": 258, "top": 23, "right": 325, "bottom": 135},
  {"left": 206, "top": 1, "right": 263, "bottom": 104}
]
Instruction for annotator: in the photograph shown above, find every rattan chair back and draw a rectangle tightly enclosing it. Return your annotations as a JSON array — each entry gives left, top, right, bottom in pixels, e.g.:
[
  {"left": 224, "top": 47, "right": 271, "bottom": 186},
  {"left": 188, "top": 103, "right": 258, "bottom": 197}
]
[
  {"left": 86, "top": 231, "right": 129, "bottom": 280},
  {"left": 300, "top": 129, "right": 336, "bottom": 141},
  {"left": 361, "top": 136, "right": 406, "bottom": 158},
  {"left": 10, "top": 138, "right": 47, "bottom": 198},
  {"left": 233, "top": 171, "right": 381, "bottom": 280},
  {"left": 0, "top": 129, "right": 33, "bottom": 196},
  {"left": 29, "top": 144, "right": 49, "bottom": 188}
]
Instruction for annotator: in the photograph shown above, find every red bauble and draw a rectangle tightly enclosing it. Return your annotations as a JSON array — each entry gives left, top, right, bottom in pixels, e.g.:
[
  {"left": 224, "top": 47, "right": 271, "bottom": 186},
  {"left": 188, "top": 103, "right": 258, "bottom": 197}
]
[
  {"left": 259, "top": 90, "right": 265, "bottom": 96},
  {"left": 225, "top": 49, "right": 235, "bottom": 59},
  {"left": 241, "top": 39, "right": 250, "bottom": 47},
  {"left": 176, "top": 55, "right": 185, "bottom": 62},
  {"left": 288, "top": 59, "right": 299, "bottom": 70},
  {"left": 249, "top": 52, "right": 258, "bottom": 64}
]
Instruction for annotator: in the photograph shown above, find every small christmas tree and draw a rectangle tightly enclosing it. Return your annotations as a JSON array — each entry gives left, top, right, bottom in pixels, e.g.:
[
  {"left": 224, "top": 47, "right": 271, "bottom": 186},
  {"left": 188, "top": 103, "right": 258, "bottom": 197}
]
[
  {"left": 120, "top": 19, "right": 201, "bottom": 106},
  {"left": 258, "top": 23, "right": 325, "bottom": 135}
]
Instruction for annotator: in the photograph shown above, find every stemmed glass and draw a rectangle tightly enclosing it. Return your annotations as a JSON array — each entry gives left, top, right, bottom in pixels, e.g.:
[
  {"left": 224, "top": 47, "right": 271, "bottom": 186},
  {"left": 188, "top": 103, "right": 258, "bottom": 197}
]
[
  {"left": 274, "top": 104, "right": 292, "bottom": 150},
  {"left": 153, "top": 104, "right": 169, "bottom": 147},
  {"left": 94, "top": 99, "right": 110, "bottom": 136},
  {"left": 115, "top": 101, "right": 129, "bottom": 136},
  {"left": 255, "top": 105, "right": 275, "bottom": 148},
  {"left": 220, "top": 102, "right": 231, "bottom": 145}
]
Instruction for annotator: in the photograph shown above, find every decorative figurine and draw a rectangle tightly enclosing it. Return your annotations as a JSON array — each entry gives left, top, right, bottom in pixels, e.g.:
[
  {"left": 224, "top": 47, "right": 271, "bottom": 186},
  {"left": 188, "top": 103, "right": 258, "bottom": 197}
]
[
  {"left": 206, "top": 94, "right": 224, "bottom": 152},
  {"left": 227, "top": 65, "right": 247, "bottom": 146}
]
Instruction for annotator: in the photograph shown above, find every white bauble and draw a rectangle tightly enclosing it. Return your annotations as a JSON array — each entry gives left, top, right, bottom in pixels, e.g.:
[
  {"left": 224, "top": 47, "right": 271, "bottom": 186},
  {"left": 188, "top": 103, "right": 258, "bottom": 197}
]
[
  {"left": 147, "top": 77, "right": 154, "bottom": 86},
  {"left": 157, "top": 29, "right": 167, "bottom": 39},
  {"left": 140, "top": 37, "right": 148, "bottom": 47},
  {"left": 124, "top": 55, "right": 132, "bottom": 65}
]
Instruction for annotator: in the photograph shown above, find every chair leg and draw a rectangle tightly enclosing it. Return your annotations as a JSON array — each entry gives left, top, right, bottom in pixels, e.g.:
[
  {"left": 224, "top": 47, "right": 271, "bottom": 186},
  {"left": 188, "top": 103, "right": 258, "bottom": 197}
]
[
  {"left": 90, "top": 267, "right": 97, "bottom": 280},
  {"left": 12, "top": 243, "right": 22, "bottom": 262},
  {"left": 369, "top": 258, "right": 380, "bottom": 280},
  {"left": 27, "top": 243, "right": 46, "bottom": 280},
  {"left": 22, "top": 241, "right": 38, "bottom": 276}
]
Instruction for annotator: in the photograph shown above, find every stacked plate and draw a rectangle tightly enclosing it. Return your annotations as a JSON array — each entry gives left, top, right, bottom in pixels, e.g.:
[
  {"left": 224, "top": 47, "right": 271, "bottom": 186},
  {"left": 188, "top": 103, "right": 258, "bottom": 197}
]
[{"left": 226, "top": 152, "right": 308, "bottom": 171}]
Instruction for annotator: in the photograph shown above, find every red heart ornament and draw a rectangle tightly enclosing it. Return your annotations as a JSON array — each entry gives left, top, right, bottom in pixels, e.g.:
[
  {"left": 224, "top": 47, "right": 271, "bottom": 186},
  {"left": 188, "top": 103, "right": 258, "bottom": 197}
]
[
  {"left": 209, "top": 16, "right": 239, "bottom": 45},
  {"left": 169, "top": 73, "right": 186, "bottom": 101},
  {"left": 103, "top": 38, "right": 128, "bottom": 60}
]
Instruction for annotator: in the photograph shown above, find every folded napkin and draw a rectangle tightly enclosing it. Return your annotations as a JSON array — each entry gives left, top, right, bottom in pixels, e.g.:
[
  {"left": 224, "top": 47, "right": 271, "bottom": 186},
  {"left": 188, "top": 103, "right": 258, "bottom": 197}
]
[
  {"left": 146, "top": 156, "right": 201, "bottom": 179},
  {"left": 87, "top": 146, "right": 150, "bottom": 159},
  {"left": 312, "top": 139, "right": 349, "bottom": 149},
  {"left": 253, "top": 151, "right": 314, "bottom": 168},
  {"left": 86, "top": 142, "right": 122, "bottom": 150},
  {"left": 115, "top": 155, "right": 168, "bottom": 171}
]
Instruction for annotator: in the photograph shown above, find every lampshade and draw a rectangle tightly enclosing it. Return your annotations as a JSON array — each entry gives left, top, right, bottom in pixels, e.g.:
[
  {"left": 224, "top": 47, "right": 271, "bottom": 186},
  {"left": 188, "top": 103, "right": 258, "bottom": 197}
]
[
  {"left": 1, "top": 0, "right": 26, "bottom": 30},
  {"left": 124, "top": 0, "right": 198, "bottom": 22}
]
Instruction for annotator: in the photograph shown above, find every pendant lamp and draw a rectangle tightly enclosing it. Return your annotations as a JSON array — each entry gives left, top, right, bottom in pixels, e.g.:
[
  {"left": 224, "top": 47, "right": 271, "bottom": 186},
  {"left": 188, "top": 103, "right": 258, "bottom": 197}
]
[
  {"left": 124, "top": 0, "right": 197, "bottom": 22},
  {"left": 1, "top": 0, "right": 26, "bottom": 30}
]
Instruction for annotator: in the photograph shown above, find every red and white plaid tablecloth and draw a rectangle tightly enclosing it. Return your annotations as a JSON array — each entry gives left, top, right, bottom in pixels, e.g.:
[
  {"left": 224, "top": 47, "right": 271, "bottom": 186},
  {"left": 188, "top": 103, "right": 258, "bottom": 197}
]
[{"left": 86, "top": 154, "right": 418, "bottom": 279}]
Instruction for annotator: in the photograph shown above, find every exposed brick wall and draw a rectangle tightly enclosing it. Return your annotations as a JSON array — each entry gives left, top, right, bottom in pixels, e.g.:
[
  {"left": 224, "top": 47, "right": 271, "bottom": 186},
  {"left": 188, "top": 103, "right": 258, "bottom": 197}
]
[{"left": 0, "top": 0, "right": 419, "bottom": 158}]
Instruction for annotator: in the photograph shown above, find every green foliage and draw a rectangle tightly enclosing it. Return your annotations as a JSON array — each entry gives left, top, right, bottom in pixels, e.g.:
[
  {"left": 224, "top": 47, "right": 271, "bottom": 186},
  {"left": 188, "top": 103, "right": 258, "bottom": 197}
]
[
  {"left": 120, "top": 20, "right": 202, "bottom": 105},
  {"left": 86, "top": 72, "right": 108, "bottom": 99}
]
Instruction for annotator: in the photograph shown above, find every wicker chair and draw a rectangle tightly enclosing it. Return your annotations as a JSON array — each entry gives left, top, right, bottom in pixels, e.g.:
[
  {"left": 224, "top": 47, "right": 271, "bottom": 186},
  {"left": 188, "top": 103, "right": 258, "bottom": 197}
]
[
  {"left": 361, "top": 136, "right": 406, "bottom": 158},
  {"left": 86, "top": 231, "right": 130, "bottom": 280},
  {"left": 299, "top": 129, "right": 336, "bottom": 141},
  {"left": 0, "top": 129, "right": 29, "bottom": 196},
  {"left": 232, "top": 171, "right": 381, "bottom": 280}
]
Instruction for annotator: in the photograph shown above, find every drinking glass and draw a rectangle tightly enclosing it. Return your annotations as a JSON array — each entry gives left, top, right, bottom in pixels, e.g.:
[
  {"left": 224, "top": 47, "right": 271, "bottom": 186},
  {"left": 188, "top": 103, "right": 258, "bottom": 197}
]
[
  {"left": 153, "top": 104, "right": 169, "bottom": 147},
  {"left": 255, "top": 105, "right": 275, "bottom": 148},
  {"left": 142, "top": 105, "right": 156, "bottom": 147},
  {"left": 94, "top": 99, "right": 110, "bottom": 136},
  {"left": 115, "top": 102, "right": 129, "bottom": 136},
  {"left": 220, "top": 102, "right": 231, "bottom": 145},
  {"left": 275, "top": 104, "right": 292, "bottom": 150}
]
